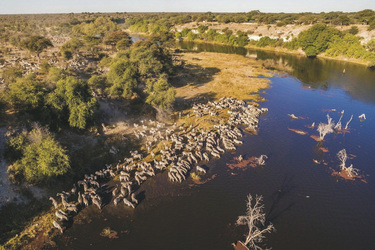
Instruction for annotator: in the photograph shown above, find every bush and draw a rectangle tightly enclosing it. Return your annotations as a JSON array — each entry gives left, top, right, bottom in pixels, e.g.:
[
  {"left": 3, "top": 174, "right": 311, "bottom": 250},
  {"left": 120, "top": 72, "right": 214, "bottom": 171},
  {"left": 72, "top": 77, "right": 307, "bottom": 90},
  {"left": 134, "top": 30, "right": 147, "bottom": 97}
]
[
  {"left": 7, "top": 74, "right": 44, "bottom": 110},
  {"left": 6, "top": 126, "right": 71, "bottom": 184},
  {"left": 348, "top": 26, "right": 359, "bottom": 35},
  {"left": 298, "top": 23, "right": 342, "bottom": 57},
  {"left": 47, "top": 76, "right": 97, "bottom": 129},
  {"left": 145, "top": 76, "right": 175, "bottom": 110},
  {"left": 305, "top": 46, "right": 318, "bottom": 57}
]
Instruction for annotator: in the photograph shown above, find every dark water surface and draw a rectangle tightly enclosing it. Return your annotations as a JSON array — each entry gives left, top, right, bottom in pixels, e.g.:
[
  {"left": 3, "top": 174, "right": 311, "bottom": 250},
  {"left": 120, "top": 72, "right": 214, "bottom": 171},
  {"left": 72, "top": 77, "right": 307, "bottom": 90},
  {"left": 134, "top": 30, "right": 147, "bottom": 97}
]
[{"left": 56, "top": 42, "right": 375, "bottom": 250}]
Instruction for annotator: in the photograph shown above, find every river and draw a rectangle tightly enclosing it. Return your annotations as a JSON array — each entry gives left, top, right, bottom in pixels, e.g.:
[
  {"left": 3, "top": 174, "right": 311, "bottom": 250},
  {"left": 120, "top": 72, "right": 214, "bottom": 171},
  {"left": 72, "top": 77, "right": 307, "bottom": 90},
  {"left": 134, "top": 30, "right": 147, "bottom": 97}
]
[{"left": 55, "top": 41, "right": 375, "bottom": 249}]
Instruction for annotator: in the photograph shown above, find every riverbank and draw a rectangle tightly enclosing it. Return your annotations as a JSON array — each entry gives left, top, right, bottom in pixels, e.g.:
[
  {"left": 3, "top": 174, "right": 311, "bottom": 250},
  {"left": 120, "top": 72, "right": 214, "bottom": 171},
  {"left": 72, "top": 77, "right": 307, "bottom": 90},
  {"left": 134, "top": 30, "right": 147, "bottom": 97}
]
[{"left": 178, "top": 38, "right": 372, "bottom": 67}]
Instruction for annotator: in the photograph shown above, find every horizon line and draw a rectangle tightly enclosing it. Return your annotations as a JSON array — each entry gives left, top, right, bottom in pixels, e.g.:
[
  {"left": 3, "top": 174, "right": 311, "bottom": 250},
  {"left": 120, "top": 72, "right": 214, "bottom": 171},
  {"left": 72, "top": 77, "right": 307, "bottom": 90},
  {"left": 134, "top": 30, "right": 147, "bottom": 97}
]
[{"left": 1, "top": 9, "right": 374, "bottom": 15}]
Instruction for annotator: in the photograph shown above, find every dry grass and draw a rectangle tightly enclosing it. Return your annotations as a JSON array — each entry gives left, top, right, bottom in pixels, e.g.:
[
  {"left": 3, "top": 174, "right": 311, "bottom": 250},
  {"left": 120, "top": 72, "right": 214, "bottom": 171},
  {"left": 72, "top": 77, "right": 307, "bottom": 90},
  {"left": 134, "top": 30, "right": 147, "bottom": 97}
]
[
  {"left": 171, "top": 51, "right": 271, "bottom": 130},
  {"left": 1, "top": 206, "right": 57, "bottom": 250},
  {"left": 173, "top": 52, "right": 271, "bottom": 102}
]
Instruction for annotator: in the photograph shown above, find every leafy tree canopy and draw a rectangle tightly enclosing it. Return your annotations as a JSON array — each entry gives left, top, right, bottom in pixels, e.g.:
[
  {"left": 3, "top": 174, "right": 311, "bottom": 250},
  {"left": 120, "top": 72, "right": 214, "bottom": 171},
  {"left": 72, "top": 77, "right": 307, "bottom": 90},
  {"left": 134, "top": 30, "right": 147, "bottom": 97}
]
[
  {"left": 104, "top": 30, "right": 132, "bottom": 48},
  {"left": 61, "top": 38, "right": 83, "bottom": 59},
  {"left": 47, "top": 76, "right": 97, "bottom": 129},
  {"left": 145, "top": 75, "right": 175, "bottom": 110},
  {"left": 298, "top": 23, "right": 342, "bottom": 57},
  {"left": 7, "top": 74, "right": 44, "bottom": 110},
  {"left": 72, "top": 16, "right": 117, "bottom": 37},
  {"left": 107, "top": 57, "right": 138, "bottom": 98},
  {"left": 130, "top": 40, "right": 173, "bottom": 78},
  {"left": 6, "top": 126, "right": 70, "bottom": 184},
  {"left": 20, "top": 35, "right": 53, "bottom": 57}
]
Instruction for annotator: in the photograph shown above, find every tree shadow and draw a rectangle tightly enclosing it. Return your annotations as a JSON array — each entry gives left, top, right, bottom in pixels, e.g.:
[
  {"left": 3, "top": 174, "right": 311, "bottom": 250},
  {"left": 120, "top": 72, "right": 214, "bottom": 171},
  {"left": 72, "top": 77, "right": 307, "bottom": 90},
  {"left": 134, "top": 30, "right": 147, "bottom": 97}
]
[
  {"left": 174, "top": 92, "right": 217, "bottom": 111},
  {"left": 265, "top": 175, "right": 296, "bottom": 224},
  {"left": 170, "top": 63, "right": 220, "bottom": 88}
]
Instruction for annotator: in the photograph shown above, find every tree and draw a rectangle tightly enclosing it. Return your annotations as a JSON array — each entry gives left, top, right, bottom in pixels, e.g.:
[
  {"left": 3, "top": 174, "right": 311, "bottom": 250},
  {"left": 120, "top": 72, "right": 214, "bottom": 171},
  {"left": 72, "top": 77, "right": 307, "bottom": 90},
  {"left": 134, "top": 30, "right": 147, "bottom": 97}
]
[
  {"left": 6, "top": 126, "right": 70, "bottom": 184},
  {"left": 116, "top": 38, "right": 133, "bottom": 51},
  {"left": 198, "top": 25, "right": 208, "bottom": 34},
  {"left": 317, "top": 115, "right": 334, "bottom": 141},
  {"left": 347, "top": 26, "right": 359, "bottom": 35},
  {"left": 130, "top": 41, "right": 173, "bottom": 78},
  {"left": 145, "top": 76, "right": 176, "bottom": 110},
  {"left": 104, "top": 30, "right": 132, "bottom": 50},
  {"left": 107, "top": 58, "right": 138, "bottom": 98},
  {"left": 235, "top": 194, "right": 275, "bottom": 250},
  {"left": 60, "top": 38, "right": 83, "bottom": 60},
  {"left": 337, "top": 149, "right": 359, "bottom": 177},
  {"left": 336, "top": 15, "right": 351, "bottom": 26},
  {"left": 298, "top": 24, "right": 342, "bottom": 57},
  {"left": 186, "top": 31, "right": 198, "bottom": 41},
  {"left": 88, "top": 75, "right": 107, "bottom": 95},
  {"left": 47, "top": 76, "right": 97, "bottom": 129},
  {"left": 7, "top": 74, "right": 44, "bottom": 110},
  {"left": 365, "top": 39, "right": 375, "bottom": 52},
  {"left": 20, "top": 35, "right": 53, "bottom": 62}
]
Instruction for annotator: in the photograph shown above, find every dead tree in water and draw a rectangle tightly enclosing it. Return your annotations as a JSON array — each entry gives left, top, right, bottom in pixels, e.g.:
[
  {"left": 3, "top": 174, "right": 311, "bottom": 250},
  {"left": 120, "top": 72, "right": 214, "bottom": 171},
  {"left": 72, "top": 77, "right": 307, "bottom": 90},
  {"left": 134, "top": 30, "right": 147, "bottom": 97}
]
[
  {"left": 235, "top": 194, "right": 275, "bottom": 250},
  {"left": 317, "top": 122, "right": 334, "bottom": 141},
  {"left": 334, "top": 110, "right": 344, "bottom": 130},
  {"left": 337, "top": 149, "right": 359, "bottom": 177},
  {"left": 344, "top": 115, "right": 353, "bottom": 130},
  {"left": 256, "top": 155, "right": 268, "bottom": 166}
]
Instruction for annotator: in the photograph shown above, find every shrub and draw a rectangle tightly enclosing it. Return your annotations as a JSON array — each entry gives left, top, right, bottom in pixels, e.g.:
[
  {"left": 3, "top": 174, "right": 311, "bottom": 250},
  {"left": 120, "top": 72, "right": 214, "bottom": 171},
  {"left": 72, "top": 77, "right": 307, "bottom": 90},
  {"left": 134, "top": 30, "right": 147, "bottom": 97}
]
[
  {"left": 6, "top": 126, "right": 70, "bottom": 184},
  {"left": 305, "top": 46, "right": 318, "bottom": 57},
  {"left": 348, "top": 26, "right": 359, "bottom": 35}
]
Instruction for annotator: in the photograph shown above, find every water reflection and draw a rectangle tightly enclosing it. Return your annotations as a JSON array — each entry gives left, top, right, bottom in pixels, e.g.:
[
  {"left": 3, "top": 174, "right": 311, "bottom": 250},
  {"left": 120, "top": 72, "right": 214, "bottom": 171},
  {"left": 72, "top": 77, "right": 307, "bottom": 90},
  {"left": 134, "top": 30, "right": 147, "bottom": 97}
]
[{"left": 177, "top": 41, "right": 375, "bottom": 105}]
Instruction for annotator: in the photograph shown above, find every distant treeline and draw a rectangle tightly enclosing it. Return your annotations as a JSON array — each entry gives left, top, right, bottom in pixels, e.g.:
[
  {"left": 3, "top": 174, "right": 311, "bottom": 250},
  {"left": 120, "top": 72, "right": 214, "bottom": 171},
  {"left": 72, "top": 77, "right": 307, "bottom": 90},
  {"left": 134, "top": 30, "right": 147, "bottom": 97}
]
[
  {"left": 124, "top": 11, "right": 375, "bottom": 66},
  {"left": 125, "top": 10, "right": 375, "bottom": 31},
  {"left": 175, "top": 24, "right": 375, "bottom": 67}
]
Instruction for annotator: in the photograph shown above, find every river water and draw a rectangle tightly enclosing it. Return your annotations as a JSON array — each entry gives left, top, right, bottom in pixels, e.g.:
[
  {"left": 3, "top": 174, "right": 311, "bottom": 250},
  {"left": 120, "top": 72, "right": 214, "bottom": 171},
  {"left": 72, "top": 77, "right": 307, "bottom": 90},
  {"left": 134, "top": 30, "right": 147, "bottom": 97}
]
[{"left": 55, "top": 42, "right": 375, "bottom": 249}]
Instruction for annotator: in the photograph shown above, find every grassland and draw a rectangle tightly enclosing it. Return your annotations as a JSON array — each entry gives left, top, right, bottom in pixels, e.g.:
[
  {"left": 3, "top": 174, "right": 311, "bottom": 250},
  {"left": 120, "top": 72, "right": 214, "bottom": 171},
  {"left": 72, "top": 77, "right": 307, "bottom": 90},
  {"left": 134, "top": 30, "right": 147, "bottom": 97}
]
[{"left": 172, "top": 51, "right": 271, "bottom": 102}]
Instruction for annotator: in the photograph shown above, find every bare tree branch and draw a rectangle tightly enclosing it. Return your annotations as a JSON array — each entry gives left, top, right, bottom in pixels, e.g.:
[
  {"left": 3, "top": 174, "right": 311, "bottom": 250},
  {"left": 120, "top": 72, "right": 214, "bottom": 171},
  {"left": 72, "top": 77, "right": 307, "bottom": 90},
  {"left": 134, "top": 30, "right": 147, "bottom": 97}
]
[{"left": 235, "top": 194, "right": 275, "bottom": 250}]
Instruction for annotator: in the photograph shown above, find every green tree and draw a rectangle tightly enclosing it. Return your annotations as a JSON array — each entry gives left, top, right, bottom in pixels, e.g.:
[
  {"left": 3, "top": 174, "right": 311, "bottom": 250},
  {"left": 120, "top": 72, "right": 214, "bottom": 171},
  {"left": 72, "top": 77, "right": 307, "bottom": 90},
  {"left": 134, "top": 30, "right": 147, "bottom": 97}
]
[
  {"left": 7, "top": 127, "right": 70, "bottom": 184},
  {"left": 145, "top": 76, "right": 175, "bottom": 110},
  {"left": 130, "top": 41, "right": 173, "bottom": 78},
  {"left": 104, "top": 30, "right": 132, "bottom": 49},
  {"left": 47, "top": 76, "right": 97, "bottom": 129},
  {"left": 186, "top": 31, "right": 198, "bottom": 40},
  {"left": 107, "top": 58, "right": 138, "bottom": 98},
  {"left": 336, "top": 15, "right": 351, "bottom": 26},
  {"left": 20, "top": 35, "right": 53, "bottom": 62},
  {"left": 61, "top": 38, "right": 83, "bottom": 60},
  {"left": 365, "top": 39, "right": 375, "bottom": 52},
  {"left": 298, "top": 23, "right": 342, "bottom": 57},
  {"left": 7, "top": 74, "right": 44, "bottom": 110},
  {"left": 347, "top": 26, "right": 359, "bottom": 35},
  {"left": 88, "top": 74, "right": 107, "bottom": 95},
  {"left": 116, "top": 38, "right": 133, "bottom": 51},
  {"left": 46, "top": 66, "right": 65, "bottom": 85},
  {"left": 181, "top": 28, "right": 191, "bottom": 37},
  {"left": 198, "top": 25, "right": 208, "bottom": 34}
]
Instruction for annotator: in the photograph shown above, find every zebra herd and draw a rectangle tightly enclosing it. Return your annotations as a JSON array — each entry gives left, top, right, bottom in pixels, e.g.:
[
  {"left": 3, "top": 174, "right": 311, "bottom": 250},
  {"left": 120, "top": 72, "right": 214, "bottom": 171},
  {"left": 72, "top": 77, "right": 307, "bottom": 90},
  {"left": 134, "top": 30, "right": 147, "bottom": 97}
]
[{"left": 51, "top": 97, "right": 268, "bottom": 234}]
